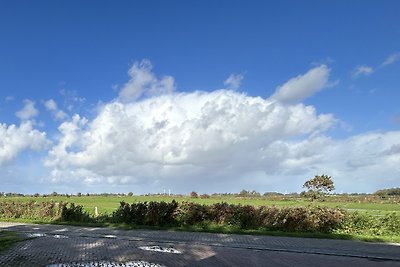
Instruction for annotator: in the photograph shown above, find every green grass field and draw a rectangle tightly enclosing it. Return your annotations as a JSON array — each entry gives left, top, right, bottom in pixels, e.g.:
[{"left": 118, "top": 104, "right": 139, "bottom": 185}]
[{"left": 2, "top": 195, "right": 399, "bottom": 216}]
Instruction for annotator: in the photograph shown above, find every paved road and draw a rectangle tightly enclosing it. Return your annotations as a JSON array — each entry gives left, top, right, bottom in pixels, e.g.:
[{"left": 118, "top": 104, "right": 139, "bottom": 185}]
[{"left": 0, "top": 222, "right": 399, "bottom": 267}]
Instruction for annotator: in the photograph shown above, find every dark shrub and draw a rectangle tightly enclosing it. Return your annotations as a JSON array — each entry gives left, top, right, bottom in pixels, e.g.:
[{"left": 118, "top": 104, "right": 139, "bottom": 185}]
[
  {"left": 60, "top": 203, "right": 92, "bottom": 222},
  {"left": 112, "top": 201, "right": 135, "bottom": 223},
  {"left": 112, "top": 200, "right": 178, "bottom": 226},
  {"left": 130, "top": 202, "right": 148, "bottom": 225},
  {"left": 177, "top": 202, "right": 209, "bottom": 225},
  {"left": 146, "top": 200, "right": 178, "bottom": 226},
  {"left": 236, "top": 205, "right": 262, "bottom": 229},
  {"left": 208, "top": 202, "right": 235, "bottom": 224}
]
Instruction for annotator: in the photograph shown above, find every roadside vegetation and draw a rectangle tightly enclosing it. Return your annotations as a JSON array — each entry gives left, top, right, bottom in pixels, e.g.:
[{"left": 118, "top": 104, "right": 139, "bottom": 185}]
[
  {"left": 1, "top": 182, "right": 399, "bottom": 243},
  {"left": 0, "top": 231, "right": 25, "bottom": 252},
  {"left": 0, "top": 191, "right": 400, "bottom": 242}
]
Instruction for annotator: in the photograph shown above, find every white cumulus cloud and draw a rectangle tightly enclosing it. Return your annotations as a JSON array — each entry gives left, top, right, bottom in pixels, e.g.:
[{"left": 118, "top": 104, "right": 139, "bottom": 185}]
[
  {"left": 270, "top": 65, "right": 331, "bottom": 104},
  {"left": 0, "top": 121, "right": 50, "bottom": 166},
  {"left": 44, "top": 89, "right": 336, "bottom": 191},
  {"left": 118, "top": 59, "right": 176, "bottom": 102},
  {"left": 44, "top": 99, "right": 68, "bottom": 121},
  {"left": 224, "top": 73, "right": 244, "bottom": 90},
  {"left": 15, "top": 99, "right": 39, "bottom": 120}
]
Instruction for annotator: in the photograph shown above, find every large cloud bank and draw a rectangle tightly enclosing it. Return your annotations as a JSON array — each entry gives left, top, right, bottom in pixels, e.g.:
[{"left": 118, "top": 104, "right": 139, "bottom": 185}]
[
  {"left": 40, "top": 62, "right": 400, "bottom": 193},
  {"left": 1, "top": 61, "right": 399, "bottom": 193},
  {"left": 44, "top": 91, "right": 334, "bottom": 187}
]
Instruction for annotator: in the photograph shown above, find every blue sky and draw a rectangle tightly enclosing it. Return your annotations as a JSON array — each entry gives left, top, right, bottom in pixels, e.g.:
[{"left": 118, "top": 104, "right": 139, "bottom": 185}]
[{"left": 0, "top": 1, "right": 399, "bottom": 194}]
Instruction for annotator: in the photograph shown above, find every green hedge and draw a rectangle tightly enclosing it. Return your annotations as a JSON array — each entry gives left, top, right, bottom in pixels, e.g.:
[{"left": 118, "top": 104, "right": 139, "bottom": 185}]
[
  {"left": 0, "top": 201, "right": 62, "bottom": 220},
  {"left": 112, "top": 201, "right": 347, "bottom": 233},
  {"left": 339, "top": 212, "right": 400, "bottom": 236}
]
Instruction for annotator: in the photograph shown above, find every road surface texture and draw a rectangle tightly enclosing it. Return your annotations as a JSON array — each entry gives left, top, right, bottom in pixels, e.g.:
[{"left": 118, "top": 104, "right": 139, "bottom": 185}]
[{"left": 0, "top": 222, "right": 399, "bottom": 267}]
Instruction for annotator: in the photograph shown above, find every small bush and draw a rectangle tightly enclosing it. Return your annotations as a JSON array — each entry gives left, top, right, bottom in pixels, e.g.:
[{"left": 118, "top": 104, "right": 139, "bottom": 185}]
[
  {"left": 112, "top": 200, "right": 178, "bottom": 226},
  {"left": 146, "top": 201, "right": 178, "bottom": 226},
  {"left": 208, "top": 202, "right": 235, "bottom": 224},
  {"left": 130, "top": 202, "right": 148, "bottom": 225},
  {"left": 60, "top": 203, "right": 92, "bottom": 222},
  {"left": 112, "top": 201, "right": 136, "bottom": 224},
  {"left": 231, "top": 205, "right": 261, "bottom": 229},
  {"left": 177, "top": 202, "right": 209, "bottom": 225},
  {"left": 190, "top": 191, "right": 198, "bottom": 198}
]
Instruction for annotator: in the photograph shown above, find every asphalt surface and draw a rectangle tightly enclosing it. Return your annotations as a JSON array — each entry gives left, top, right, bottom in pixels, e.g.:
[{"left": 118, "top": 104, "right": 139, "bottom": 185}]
[{"left": 0, "top": 222, "right": 399, "bottom": 267}]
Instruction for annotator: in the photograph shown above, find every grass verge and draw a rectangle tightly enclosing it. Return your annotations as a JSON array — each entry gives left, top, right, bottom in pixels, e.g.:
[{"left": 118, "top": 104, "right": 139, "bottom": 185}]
[{"left": 0, "top": 231, "right": 26, "bottom": 252}]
